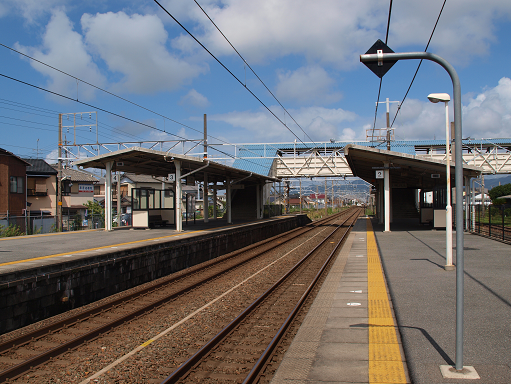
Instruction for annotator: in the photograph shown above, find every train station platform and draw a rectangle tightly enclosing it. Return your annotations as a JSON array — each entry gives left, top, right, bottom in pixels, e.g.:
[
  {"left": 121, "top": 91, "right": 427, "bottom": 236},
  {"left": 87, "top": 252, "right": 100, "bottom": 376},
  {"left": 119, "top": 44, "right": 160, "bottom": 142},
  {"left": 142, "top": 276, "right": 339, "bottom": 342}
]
[{"left": 272, "top": 217, "right": 511, "bottom": 384}]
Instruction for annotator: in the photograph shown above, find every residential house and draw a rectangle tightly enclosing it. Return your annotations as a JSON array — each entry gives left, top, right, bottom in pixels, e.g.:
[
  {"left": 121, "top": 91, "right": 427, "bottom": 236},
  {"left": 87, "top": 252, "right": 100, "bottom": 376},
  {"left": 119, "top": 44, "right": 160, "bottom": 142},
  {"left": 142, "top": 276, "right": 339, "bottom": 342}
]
[
  {"left": 24, "top": 158, "right": 58, "bottom": 216},
  {"left": 0, "top": 148, "right": 30, "bottom": 218},
  {"left": 53, "top": 166, "right": 99, "bottom": 230}
]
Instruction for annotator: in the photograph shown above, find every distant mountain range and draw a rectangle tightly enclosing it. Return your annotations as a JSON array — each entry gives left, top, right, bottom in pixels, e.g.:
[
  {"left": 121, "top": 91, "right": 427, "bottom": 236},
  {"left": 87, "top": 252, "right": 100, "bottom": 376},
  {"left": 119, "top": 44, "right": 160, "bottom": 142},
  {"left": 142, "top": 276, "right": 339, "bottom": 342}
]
[{"left": 483, "top": 175, "right": 511, "bottom": 190}]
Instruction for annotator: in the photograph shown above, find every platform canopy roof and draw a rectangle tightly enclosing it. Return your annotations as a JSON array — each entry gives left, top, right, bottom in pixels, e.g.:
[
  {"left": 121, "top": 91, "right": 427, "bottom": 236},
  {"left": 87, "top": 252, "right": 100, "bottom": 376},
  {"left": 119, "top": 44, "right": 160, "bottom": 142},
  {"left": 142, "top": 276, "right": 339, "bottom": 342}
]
[
  {"left": 73, "top": 147, "right": 278, "bottom": 185},
  {"left": 344, "top": 144, "right": 481, "bottom": 189}
]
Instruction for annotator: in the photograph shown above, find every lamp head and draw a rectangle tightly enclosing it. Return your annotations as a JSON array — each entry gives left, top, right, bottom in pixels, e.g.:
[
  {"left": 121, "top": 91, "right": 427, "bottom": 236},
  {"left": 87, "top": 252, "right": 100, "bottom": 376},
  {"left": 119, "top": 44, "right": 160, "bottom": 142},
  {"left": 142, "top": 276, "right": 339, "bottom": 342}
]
[{"left": 427, "top": 93, "right": 450, "bottom": 103}]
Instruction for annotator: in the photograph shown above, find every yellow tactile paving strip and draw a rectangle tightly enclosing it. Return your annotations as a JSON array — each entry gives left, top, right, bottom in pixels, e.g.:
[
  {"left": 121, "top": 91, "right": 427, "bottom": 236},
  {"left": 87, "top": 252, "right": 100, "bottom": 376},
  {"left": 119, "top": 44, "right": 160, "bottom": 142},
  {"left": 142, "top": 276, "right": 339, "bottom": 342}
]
[{"left": 367, "top": 218, "right": 408, "bottom": 384}]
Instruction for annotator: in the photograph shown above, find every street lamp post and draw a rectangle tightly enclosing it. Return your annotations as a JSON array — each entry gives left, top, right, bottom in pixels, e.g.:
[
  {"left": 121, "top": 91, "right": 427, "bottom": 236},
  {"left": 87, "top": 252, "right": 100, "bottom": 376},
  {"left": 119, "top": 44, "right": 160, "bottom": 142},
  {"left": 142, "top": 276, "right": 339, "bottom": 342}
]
[
  {"left": 428, "top": 93, "right": 454, "bottom": 271},
  {"left": 360, "top": 50, "right": 475, "bottom": 375}
]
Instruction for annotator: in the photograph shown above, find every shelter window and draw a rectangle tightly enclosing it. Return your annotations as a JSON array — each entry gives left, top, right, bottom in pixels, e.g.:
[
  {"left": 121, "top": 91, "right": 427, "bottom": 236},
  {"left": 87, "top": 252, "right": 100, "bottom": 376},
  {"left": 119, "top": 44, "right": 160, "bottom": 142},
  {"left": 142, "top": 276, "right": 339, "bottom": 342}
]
[{"left": 132, "top": 188, "right": 174, "bottom": 211}]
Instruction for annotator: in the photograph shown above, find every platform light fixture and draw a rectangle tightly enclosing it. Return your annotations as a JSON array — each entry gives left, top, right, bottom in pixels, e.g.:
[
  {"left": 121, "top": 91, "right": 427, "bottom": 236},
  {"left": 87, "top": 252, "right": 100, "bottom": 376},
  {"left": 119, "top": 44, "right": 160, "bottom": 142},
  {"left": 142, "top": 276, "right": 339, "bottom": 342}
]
[{"left": 428, "top": 93, "right": 454, "bottom": 271}]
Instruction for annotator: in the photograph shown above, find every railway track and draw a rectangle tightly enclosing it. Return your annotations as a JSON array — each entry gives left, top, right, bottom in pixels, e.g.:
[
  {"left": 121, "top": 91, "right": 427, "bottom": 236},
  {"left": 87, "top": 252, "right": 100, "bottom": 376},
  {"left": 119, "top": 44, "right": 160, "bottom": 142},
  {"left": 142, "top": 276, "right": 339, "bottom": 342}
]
[
  {"left": 472, "top": 222, "right": 511, "bottom": 243},
  {"left": 161, "top": 208, "right": 361, "bottom": 384},
  {"left": 0, "top": 208, "right": 359, "bottom": 383}
]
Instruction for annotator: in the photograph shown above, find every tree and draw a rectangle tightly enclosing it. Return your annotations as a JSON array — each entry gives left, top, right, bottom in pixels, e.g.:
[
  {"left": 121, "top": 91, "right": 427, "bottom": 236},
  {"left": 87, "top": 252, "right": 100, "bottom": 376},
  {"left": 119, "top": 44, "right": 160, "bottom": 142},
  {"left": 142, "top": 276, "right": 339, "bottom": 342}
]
[
  {"left": 84, "top": 200, "right": 104, "bottom": 221},
  {"left": 488, "top": 183, "right": 511, "bottom": 202}
]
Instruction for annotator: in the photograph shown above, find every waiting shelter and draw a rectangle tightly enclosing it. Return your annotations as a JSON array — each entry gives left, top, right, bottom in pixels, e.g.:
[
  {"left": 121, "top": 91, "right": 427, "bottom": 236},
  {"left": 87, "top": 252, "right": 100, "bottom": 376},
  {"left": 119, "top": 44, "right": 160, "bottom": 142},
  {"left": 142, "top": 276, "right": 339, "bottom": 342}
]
[
  {"left": 74, "top": 147, "right": 278, "bottom": 231},
  {"left": 344, "top": 144, "right": 481, "bottom": 231}
]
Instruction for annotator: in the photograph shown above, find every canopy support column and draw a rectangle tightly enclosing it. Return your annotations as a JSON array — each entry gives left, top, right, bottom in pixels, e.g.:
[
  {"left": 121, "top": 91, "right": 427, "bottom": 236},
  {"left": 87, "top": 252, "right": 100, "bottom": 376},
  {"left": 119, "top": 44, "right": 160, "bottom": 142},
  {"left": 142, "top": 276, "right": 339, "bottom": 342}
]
[
  {"left": 204, "top": 173, "right": 209, "bottom": 223},
  {"left": 105, "top": 161, "right": 113, "bottom": 231},
  {"left": 175, "top": 160, "right": 182, "bottom": 232},
  {"left": 226, "top": 177, "right": 232, "bottom": 224},
  {"left": 384, "top": 162, "right": 390, "bottom": 232}
]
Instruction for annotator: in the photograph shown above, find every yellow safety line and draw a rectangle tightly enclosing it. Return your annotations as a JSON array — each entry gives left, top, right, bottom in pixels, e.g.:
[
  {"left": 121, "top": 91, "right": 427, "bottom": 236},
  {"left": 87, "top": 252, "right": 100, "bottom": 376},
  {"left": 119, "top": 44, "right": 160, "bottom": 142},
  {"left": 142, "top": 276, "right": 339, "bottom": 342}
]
[
  {"left": 367, "top": 218, "right": 408, "bottom": 384},
  {"left": 0, "top": 220, "right": 258, "bottom": 267}
]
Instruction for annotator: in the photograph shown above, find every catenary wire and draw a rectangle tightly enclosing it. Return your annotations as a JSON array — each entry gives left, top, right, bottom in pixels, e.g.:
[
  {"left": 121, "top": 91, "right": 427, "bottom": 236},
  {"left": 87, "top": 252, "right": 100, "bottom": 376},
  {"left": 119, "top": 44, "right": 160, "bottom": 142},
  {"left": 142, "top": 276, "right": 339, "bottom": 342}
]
[
  {"left": 390, "top": 0, "right": 447, "bottom": 127},
  {"left": 1, "top": 44, "right": 271, "bottom": 163},
  {"left": 192, "top": 0, "right": 317, "bottom": 146},
  {"left": 0, "top": 43, "right": 233, "bottom": 146},
  {"left": 154, "top": 0, "right": 309, "bottom": 148},
  {"left": 0, "top": 74, "right": 271, "bottom": 170},
  {"left": 0, "top": 97, "right": 166, "bottom": 143},
  {"left": 0, "top": 94, "right": 268, "bottom": 169},
  {"left": 370, "top": 0, "right": 393, "bottom": 146}
]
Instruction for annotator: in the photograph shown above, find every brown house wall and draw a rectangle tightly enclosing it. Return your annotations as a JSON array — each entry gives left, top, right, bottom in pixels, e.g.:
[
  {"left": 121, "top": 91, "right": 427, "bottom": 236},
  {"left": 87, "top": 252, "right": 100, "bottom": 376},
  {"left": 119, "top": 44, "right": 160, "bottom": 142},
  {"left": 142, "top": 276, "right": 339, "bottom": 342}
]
[
  {"left": 0, "top": 162, "right": 8, "bottom": 213},
  {"left": 0, "top": 154, "right": 27, "bottom": 215}
]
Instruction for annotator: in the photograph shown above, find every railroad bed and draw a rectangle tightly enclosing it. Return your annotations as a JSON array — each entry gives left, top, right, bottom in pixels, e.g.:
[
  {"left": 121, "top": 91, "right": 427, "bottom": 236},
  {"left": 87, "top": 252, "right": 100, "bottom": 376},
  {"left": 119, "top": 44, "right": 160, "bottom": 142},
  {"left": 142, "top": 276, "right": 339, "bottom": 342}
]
[{"left": 0, "top": 207, "right": 361, "bottom": 383}]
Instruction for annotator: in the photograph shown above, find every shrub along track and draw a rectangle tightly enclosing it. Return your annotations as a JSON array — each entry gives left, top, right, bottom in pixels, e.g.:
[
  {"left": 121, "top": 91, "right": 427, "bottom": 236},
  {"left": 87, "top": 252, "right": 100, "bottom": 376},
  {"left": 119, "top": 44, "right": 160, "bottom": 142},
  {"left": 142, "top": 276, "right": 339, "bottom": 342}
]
[{"left": 0, "top": 207, "right": 360, "bottom": 383}]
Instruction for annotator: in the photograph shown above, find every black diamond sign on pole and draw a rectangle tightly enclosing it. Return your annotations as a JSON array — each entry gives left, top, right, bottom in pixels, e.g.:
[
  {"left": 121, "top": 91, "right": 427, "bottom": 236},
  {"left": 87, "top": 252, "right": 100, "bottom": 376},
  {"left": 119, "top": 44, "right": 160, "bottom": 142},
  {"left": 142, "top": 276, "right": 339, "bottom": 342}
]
[{"left": 362, "top": 39, "right": 397, "bottom": 78}]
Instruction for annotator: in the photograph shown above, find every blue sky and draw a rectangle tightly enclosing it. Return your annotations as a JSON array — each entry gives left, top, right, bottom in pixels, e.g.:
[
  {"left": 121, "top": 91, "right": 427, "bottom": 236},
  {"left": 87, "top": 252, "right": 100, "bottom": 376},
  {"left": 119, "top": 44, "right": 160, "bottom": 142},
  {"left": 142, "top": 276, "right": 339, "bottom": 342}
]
[{"left": 1, "top": 0, "right": 511, "bottom": 164}]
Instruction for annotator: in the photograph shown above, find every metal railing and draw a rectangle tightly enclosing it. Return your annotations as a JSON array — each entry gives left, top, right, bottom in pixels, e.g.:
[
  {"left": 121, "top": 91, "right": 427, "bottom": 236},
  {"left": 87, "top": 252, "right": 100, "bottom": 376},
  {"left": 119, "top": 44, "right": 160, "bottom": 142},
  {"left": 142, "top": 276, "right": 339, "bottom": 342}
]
[
  {"left": 470, "top": 204, "right": 511, "bottom": 243},
  {"left": 0, "top": 213, "right": 106, "bottom": 236}
]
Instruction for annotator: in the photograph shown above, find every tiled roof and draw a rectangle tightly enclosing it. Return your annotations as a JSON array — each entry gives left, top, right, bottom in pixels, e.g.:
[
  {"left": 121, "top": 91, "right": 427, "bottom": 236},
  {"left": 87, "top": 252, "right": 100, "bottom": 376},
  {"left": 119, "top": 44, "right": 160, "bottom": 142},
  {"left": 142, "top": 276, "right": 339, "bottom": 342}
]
[
  {"left": 52, "top": 166, "right": 100, "bottom": 182},
  {"left": 23, "top": 158, "right": 58, "bottom": 176},
  {"left": 0, "top": 148, "right": 31, "bottom": 166}
]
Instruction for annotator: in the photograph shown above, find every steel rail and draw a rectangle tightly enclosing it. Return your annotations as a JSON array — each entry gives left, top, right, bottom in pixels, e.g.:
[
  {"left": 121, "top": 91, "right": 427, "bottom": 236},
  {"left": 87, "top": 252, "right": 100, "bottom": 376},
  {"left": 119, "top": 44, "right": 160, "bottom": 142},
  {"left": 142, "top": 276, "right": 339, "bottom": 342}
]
[
  {"left": 0, "top": 209, "right": 356, "bottom": 382},
  {"left": 243, "top": 209, "right": 360, "bottom": 383},
  {"left": 160, "top": 208, "right": 361, "bottom": 384},
  {"left": 0, "top": 211, "right": 347, "bottom": 354}
]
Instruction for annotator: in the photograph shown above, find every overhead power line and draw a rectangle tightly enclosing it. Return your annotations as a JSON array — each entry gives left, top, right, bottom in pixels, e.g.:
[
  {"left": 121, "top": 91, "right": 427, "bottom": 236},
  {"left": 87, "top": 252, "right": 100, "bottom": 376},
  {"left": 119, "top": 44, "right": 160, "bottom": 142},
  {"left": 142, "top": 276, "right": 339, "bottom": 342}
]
[
  {"left": 390, "top": 0, "right": 447, "bottom": 127},
  {"left": 0, "top": 43, "right": 232, "bottom": 146},
  {"left": 370, "top": 0, "right": 393, "bottom": 144},
  {"left": 0, "top": 72, "right": 188, "bottom": 139},
  {"left": 192, "top": 0, "right": 317, "bottom": 146},
  {"left": 0, "top": 74, "right": 270, "bottom": 170},
  {"left": 154, "top": 0, "right": 310, "bottom": 148}
]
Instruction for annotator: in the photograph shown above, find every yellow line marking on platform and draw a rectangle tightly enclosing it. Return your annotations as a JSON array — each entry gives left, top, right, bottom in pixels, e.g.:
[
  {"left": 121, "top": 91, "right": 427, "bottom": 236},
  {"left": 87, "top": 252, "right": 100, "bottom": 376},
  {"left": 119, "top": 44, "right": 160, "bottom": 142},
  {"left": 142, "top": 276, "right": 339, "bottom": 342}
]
[
  {"left": 0, "top": 218, "right": 287, "bottom": 267},
  {"left": 367, "top": 218, "right": 408, "bottom": 384}
]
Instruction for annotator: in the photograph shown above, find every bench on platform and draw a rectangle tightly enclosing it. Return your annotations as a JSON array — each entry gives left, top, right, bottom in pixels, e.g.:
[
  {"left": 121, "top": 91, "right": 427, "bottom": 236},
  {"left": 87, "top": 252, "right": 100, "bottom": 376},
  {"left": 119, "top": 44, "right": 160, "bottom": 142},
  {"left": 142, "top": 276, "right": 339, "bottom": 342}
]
[{"left": 148, "top": 215, "right": 168, "bottom": 228}]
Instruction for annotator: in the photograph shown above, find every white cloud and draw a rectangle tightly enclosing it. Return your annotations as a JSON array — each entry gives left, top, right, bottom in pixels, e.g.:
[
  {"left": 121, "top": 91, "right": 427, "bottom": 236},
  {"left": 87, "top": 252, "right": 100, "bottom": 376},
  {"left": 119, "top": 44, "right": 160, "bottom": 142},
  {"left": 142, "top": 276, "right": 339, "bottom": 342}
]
[
  {"left": 169, "top": 0, "right": 511, "bottom": 69},
  {"left": 45, "top": 148, "right": 58, "bottom": 164},
  {"left": 389, "top": 77, "right": 511, "bottom": 140},
  {"left": 14, "top": 9, "right": 106, "bottom": 101},
  {"left": 0, "top": 0, "right": 69, "bottom": 23},
  {"left": 275, "top": 66, "right": 342, "bottom": 105},
  {"left": 463, "top": 77, "right": 511, "bottom": 138},
  {"left": 389, "top": 0, "right": 511, "bottom": 65},
  {"left": 210, "top": 106, "right": 358, "bottom": 142},
  {"left": 81, "top": 11, "right": 208, "bottom": 94},
  {"left": 179, "top": 89, "right": 210, "bottom": 108},
  {"left": 171, "top": 0, "right": 384, "bottom": 68}
]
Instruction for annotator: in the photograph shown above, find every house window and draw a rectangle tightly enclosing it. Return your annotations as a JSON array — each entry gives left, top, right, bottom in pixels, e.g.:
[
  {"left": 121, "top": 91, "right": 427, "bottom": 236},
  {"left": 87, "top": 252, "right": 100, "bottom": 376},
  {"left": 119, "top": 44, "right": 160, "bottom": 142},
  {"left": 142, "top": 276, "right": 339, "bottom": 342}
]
[{"left": 10, "top": 176, "right": 24, "bottom": 193}]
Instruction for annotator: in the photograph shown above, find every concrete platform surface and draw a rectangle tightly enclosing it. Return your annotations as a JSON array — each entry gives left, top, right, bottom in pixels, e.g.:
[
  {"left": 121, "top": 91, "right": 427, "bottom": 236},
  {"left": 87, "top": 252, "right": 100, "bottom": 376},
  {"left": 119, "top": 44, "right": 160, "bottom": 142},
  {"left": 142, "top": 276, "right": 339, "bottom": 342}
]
[
  {"left": 0, "top": 216, "right": 288, "bottom": 274},
  {"left": 272, "top": 217, "right": 511, "bottom": 384}
]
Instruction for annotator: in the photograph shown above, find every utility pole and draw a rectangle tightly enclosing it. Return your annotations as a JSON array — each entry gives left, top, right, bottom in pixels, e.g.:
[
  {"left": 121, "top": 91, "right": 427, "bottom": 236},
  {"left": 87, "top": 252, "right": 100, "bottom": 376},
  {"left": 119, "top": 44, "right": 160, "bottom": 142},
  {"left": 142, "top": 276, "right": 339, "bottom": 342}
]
[
  {"left": 57, "top": 114, "right": 63, "bottom": 232},
  {"left": 299, "top": 178, "right": 302, "bottom": 214},
  {"left": 203, "top": 114, "right": 209, "bottom": 222},
  {"left": 316, "top": 184, "right": 319, "bottom": 212},
  {"left": 324, "top": 177, "right": 328, "bottom": 216},
  {"left": 204, "top": 114, "right": 208, "bottom": 159},
  {"left": 376, "top": 98, "right": 400, "bottom": 150},
  {"left": 332, "top": 179, "right": 335, "bottom": 210}
]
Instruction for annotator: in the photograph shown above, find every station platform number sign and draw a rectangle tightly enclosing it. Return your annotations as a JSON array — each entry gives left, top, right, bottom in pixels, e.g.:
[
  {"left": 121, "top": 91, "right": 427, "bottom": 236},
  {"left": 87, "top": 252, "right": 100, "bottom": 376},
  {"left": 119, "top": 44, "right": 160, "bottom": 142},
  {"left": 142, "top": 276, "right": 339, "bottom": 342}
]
[{"left": 375, "top": 170, "right": 384, "bottom": 179}]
